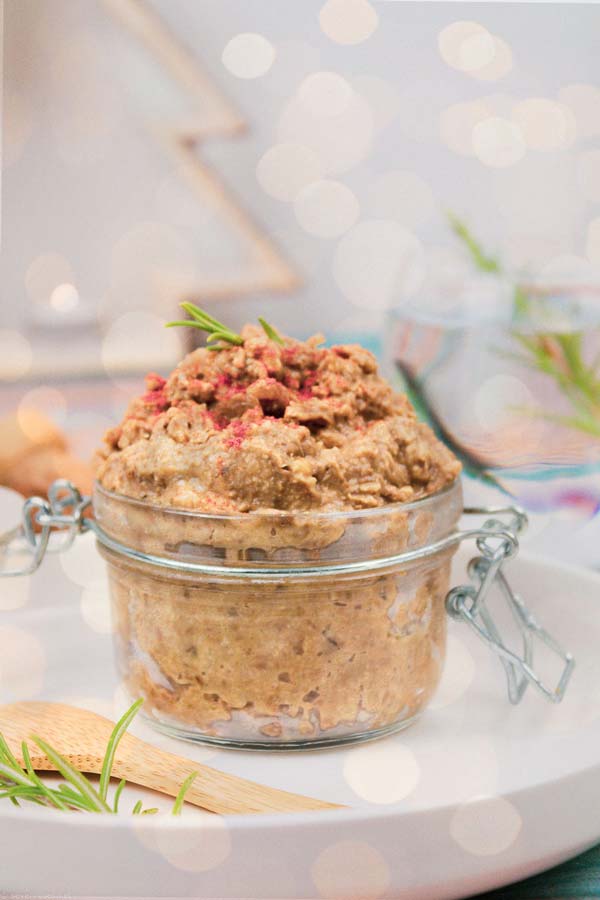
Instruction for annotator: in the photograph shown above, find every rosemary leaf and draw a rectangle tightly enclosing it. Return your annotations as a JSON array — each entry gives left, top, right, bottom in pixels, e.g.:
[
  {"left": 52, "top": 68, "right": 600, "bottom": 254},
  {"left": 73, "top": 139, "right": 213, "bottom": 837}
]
[
  {"left": 132, "top": 800, "right": 143, "bottom": 815},
  {"left": 113, "top": 778, "right": 127, "bottom": 813},
  {"left": 172, "top": 771, "right": 198, "bottom": 815},
  {"left": 258, "top": 317, "right": 284, "bottom": 345},
  {"left": 31, "top": 736, "right": 112, "bottom": 814},
  {"left": 21, "top": 742, "right": 68, "bottom": 811},
  {"left": 99, "top": 698, "right": 144, "bottom": 802}
]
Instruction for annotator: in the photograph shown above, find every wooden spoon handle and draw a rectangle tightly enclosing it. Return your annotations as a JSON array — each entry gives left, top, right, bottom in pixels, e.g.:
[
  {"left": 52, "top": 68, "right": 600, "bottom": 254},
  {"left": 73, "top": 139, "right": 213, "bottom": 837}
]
[{"left": 116, "top": 738, "right": 343, "bottom": 815}]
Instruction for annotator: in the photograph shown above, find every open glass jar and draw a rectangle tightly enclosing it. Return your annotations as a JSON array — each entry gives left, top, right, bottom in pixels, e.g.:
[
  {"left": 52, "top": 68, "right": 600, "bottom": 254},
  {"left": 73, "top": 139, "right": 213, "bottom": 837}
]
[{"left": 1, "top": 478, "right": 575, "bottom": 749}]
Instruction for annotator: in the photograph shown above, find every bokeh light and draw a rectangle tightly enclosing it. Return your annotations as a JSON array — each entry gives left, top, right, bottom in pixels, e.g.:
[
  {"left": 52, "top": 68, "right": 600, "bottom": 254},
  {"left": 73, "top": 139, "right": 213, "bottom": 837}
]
[
  {"left": 365, "top": 171, "right": 436, "bottom": 228},
  {"left": 101, "top": 311, "right": 181, "bottom": 381},
  {"left": 318, "top": 0, "right": 379, "bottom": 46},
  {"left": 277, "top": 87, "right": 374, "bottom": 175},
  {"left": 440, "top": 100, "right": 491, "bottom": 156},
  {"left": 17, "top": 386, "right": 68, "bottom": 438},
  {"left": 25, "top": 252, "right": 75, "bottom": 306},
  {"left": 470, "top": 37, "right": 513, "bottom": 82},
  {"left": 475, "top": 375, "right": 535, "bottom": 432},
  {"left": 512, "top": 98, "right": 576, "bottom": 151},
  {"left": 60, "top": 531, "right": 106, "bottom": 587},
  {"left": 472, "top": 116, "right": 526, "bottom": 167},
  {"left": 0, "top": 330, "right": 33, "bottom": 381},
  {"left": 134, "top": 814, "right": 232, "bottom": 871},
  {"left": 297, "top": 71, "right": 353, "bottom": 118},
  {"left": 293, "top": 179, "right": 359, "bottom": 237},
  {"left": 438, "top": 21, "right": 495, "bottom": 73},
  {"left": 558, "top": 83, "right": 600, "bottom": 139},
  {"left": 221, "top": 33, "right": 275, "bottom": 79},
  {"left": 343, "top": 741, "right": 420, "bottom": 803},
  {"left": 450, "top": 795, "right": 522, "bottom": 856},
  {"left": 311, "top": 841, "right": 390, "bottom": 899},
  {"left": 333, "top": 221, "right": 426, "bottom": 310},
  {"left": 256, "top": 143, "right": 323, "bottom": 201},
  {"left": 50, "top": 282, "right": 80, "bottom": 312}
]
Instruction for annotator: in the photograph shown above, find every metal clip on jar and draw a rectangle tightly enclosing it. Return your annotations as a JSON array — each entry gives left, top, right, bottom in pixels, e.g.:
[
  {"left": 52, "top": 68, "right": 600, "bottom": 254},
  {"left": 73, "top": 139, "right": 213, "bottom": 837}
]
[{"left": 1, "top": 478, "right": 574, "bottom": 749}]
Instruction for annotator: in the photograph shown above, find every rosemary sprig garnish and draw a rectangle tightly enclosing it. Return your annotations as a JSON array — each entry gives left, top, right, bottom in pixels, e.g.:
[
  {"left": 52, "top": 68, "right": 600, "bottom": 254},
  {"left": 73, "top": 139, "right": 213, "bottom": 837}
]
[
  {"left": 166, "top": 303, "right": 243, "bottom": 346},
  {"left": 448, "top": 213, "right": 600, "bottom": 437},
  {"left": 0, "top": 700, "right": 197, "bottom": 815},
  {"left": 258, "top": 317, "right": 284, "bottom": 345},
  {"left": 166, "top": 303, "right": 285, "bottom": 348}
]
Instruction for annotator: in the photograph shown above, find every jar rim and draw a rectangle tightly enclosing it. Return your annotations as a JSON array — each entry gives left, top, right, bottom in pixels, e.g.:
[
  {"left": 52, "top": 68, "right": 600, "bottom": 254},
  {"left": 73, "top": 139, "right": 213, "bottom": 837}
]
[{"left": 93, "top": 477, "right": 461, "bottom": 523}]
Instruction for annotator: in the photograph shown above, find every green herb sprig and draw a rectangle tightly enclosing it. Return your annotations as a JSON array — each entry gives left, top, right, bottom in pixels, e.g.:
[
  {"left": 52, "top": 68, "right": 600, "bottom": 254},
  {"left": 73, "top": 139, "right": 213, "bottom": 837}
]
[
  {"left": 448, "top": 213, "right": 600, "bottom": 437},
  {"left": 0, "top": 700, "right": 197, "bottom": 816},
  {"left": 166, "top": 303, "right": 285, "bottom": 349},
  {"left": 167, "top": 303, "right": 243, "bottom": 346}
]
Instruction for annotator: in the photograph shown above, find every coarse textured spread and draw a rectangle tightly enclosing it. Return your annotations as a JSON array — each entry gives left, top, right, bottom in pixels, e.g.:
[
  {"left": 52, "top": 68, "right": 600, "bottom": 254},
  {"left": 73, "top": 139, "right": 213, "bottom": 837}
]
[{"left": 95, "top": 326, "right": 460, "bottom": 511}]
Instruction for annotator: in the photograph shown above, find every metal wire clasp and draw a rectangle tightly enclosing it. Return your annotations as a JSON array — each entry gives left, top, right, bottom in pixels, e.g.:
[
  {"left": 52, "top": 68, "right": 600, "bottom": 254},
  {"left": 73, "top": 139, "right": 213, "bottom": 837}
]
[
  {"left": 446, "top": 505, "right": 574, "bottom": 705},
  {"left": 0, "top": 480, "right": 92, "bottom": 577}
]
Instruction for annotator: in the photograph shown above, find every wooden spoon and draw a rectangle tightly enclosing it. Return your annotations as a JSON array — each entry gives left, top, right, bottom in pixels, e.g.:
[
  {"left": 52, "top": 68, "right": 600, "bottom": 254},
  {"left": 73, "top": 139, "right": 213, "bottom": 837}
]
[{"left": 0, "top": 702, "right": 343, "bottom": 815}]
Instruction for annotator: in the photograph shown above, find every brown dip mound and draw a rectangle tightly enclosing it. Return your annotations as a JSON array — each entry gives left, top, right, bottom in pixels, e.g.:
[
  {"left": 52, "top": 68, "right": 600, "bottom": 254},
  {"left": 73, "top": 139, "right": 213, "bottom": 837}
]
[{"left": 95, "top": 325, "right": 460, "bottom": 511}]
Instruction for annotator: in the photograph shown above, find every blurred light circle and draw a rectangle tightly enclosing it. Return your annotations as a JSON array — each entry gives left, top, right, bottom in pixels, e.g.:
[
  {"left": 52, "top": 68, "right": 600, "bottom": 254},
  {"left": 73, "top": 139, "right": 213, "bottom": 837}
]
[
  {"left": 221, "top": 33, "right": 275, "bottom": 79},
  {"left": 318, "top": 0, "right": 379, "bottom": 45},
  {"left": 60, "top": 531, "right": 106, "bottom": 587},
  {"left": 294, "top": 179, "right": 359, "bottom": 238},
  {"left": 438, "top": 21, "right": 494, "bottom": 72},
  {"left": 256, "top": 143, "right": 323, "bottom": 201},
  {"left": 50, "top": 282, "right": 80, "bottom": 312},
  {"left": 80, "top": 577, "right": 114, "bottom": 635},
  {"left": 475, "top": 375, "right": 534, "bottom": 432},
  {"left": 277, "top": 90, "right": 374, "bottom": 175},
  {"left": 586, "top": 218, "right": 600, "bottom": 264},
  {"left": 0, "top": 577, "right": 29, "bottom": 612},
  {"left": 0, "top": 330, "right": 33, "bottom": 381},
  {"left": 297, "top": 72, "right": 353, "bottom": 118},
  {"left": 343, "top": 741, "right": 420, "bottom": 803},
  {"left": 470, "top": 37, "right": 513, "bottom": 82},
  {"left": 472, "top": 116, "right": 526, "bottom": 167},
  {"left": 152, "top": 815, "right": 231, "bottom": 871},
  {"left": 25, "top": 253, "right": 75, "bottom": 306},
  {"left": 0, "top": 626, "right": 46, "bottom": 699},
  {"left": 109, "top": 222, "right": 199, "bottom": 314},
  {"left": 263, "top": 40, "right": 321, "bottom": 98},
  {"left": 311, "top": 841, "right": 390, "bottom": 899},
  {"left": 333, "top": 220, "right": 426, "bottom": 310},
  {"left": 558, "top": 83, "right": 600, "bottom": 139},
  {"left": 411, "top": 738, "right": 499, "bottom": 808},
  {"left": 458, "top": 30, "right": 496, "bottom": 72},
  {"left": 102, "top": 311, "right": 180, "bottom": 378},
  {"left": 577, "top": 150, "right": 600, "bottom": 203},
  {"left": 450, "top": 795, "right": 522, "bottom": 856},
  {"left": 440, "top": 100, "right": 491, "bottom": 156},
  {"left": 366, "top": 171, "right": 435, "bottom": 228},
  {"left": 17, "top": 387, "right": 68, "bottom": 438},
  {"left": 512, "top": 98, "right": 575, "bottom": 151},
  {"left": 351, "top": 75, "right": 400, "bottom": 134}
]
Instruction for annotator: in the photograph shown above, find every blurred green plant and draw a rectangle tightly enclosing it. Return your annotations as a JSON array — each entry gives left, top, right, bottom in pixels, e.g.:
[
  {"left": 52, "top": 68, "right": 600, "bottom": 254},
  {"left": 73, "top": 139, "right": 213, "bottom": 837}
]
[{"left": 448, "top": 213, "right": 600, "bottom": 438}]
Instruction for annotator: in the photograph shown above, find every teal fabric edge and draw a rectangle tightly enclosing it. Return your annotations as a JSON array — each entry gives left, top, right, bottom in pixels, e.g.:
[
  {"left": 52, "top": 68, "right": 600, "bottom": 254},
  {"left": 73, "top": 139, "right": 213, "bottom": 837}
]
[{"left": 477, "top": 844, "right": 600, "bottom": 898}]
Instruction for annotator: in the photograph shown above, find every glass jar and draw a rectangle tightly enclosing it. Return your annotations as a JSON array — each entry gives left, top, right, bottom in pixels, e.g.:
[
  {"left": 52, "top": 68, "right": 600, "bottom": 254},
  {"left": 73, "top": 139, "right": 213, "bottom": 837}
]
[
  {"left": 1, "top": 479, "right": 573, "bottom": 750},
  {"left": 93, "top": 480, "right": 464, "bottom": 749}
]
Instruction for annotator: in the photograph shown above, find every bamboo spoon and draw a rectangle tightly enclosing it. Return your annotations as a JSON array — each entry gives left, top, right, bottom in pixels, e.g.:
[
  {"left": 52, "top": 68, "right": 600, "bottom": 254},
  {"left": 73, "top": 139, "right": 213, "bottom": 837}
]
[{"left": 0, "top": 702, "right": 343, "bottom": 815}]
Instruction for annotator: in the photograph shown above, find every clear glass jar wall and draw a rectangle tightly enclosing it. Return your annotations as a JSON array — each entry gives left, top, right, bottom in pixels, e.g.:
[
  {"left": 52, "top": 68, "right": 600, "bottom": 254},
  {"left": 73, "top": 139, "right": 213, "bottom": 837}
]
[{"left": 94, "top": 480, "right": 463, "bottom": 748}]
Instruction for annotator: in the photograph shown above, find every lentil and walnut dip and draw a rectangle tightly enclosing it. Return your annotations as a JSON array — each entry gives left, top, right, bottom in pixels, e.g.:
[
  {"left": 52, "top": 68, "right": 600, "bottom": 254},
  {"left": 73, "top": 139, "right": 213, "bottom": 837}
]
[{"left": 95, "top": 325, "right": 462, "bottom": 744}]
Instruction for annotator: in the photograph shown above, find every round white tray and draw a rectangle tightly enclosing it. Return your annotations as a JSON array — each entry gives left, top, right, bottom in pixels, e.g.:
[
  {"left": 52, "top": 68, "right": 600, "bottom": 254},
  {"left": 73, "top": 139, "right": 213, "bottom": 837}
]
[{"left": 1, "top": 539, "right": 599, "bottom": 899}]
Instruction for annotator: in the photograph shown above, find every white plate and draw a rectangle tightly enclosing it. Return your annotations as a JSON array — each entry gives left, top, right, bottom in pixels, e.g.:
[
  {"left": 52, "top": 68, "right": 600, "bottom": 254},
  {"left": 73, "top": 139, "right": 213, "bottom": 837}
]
[{"left": 1, "top": 539, "right": 600, "bottom": 900}]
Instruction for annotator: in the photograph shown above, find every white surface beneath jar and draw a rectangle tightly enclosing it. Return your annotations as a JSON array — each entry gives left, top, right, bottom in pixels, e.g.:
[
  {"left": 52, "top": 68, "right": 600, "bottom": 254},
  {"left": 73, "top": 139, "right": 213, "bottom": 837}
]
[{"left": 0, "top": 544, "right": 599, "bottom": 899}]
